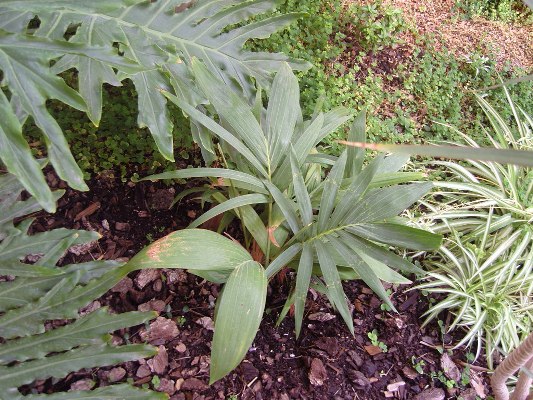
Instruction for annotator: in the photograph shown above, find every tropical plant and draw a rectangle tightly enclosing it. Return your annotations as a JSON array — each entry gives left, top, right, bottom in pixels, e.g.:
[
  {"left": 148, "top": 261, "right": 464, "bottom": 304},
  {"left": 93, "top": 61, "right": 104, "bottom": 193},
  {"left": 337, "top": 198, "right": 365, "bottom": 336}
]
[
  {"left": 0, "top": 170, "right": 166, "bottom": 399},
  {"left": 399, "top": 88, "right": 533, "bottom": 369},
  {"left": 0, "top": 0, "right": 308, "bottom": 212},
  {"left": 138, "top": 61, "right": 442, "bottom": 383}
]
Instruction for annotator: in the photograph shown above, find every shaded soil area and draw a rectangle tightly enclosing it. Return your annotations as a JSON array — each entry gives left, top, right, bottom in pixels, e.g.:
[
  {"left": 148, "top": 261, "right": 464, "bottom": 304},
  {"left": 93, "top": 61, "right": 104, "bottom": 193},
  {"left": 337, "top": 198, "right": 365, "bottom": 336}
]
[{"left": 24, "top": 175, "right": 491, "bottom": 400}]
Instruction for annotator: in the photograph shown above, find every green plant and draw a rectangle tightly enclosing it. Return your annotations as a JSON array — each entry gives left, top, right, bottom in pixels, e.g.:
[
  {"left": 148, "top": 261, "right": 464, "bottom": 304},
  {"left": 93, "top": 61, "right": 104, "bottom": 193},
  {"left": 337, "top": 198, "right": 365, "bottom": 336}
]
[
  {"left": 380, "top": 288, "right": 393, "bottom": 311},
  {"left": 453, "top": 0, "right": 532, "bottom": 23},
  {"left": 389, "top": 88, "right": 533, "bottom": 368},
  {"left": 0, "top": 171, "right": 165, "bottom": 399},
  {"left": 411, "top": 356, "right": 426, "bottom": 374},
  {"left": 0, "top": 0, "right": 308, "bottom": 211},
  {"left": 431, "top": 370, "right": 457, "bottom": 389},
  {"left": 140, "top": 61, "right": 441, "bottom": 383},
  {"left": 368, "top": 329, "right": 388, "bottom": 352},
  {"left": 344, "top": 0, "right": 407, "bottom": 51}
]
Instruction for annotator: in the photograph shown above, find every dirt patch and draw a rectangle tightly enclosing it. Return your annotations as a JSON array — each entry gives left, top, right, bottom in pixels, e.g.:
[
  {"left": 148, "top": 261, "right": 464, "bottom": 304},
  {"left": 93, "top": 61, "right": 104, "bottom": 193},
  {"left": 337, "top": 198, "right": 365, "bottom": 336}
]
[{"left": 349, "top": 0, "right": 533, "bottom": 70}]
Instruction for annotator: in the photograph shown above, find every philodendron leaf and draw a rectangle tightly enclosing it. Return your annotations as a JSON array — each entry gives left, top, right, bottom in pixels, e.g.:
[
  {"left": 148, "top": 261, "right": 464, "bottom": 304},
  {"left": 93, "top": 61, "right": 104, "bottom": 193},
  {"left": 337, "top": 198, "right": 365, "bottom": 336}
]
[
  {"left": 0, "top": 344, "right": 156, "bottom": 397},
  {"left": 338, "top": 141, "right": 533, "bottom": 167},
  {"left": 0, "top": 90, "right": 55, "bottom": 212},
  {"left": 210, "top": 260, "right": 267, "bottom": 384},
  {"left": 0, "top": 0, "right": 309, "bottom": 210},
  {"left": 21, "top": 384, "right": 167, "bottom": 400},
  {"left": 0, "top": 307, "right": 155, "bottom": 363}
]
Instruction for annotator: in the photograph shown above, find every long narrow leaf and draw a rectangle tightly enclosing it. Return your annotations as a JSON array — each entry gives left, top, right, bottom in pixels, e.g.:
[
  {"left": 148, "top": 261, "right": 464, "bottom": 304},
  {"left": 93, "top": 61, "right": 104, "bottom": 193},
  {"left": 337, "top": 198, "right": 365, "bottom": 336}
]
[
  {"left": 188, "top": 194, "right": 269, "bottom": 229},
  {"left": 338, "top": 141, "right": 533, "bottom": 167},
  {"left": 314, "top": 240, "right": 354, "bottom": 334},
  {"left": 294, "top": 243, "right": 313, "bottom": 338}
]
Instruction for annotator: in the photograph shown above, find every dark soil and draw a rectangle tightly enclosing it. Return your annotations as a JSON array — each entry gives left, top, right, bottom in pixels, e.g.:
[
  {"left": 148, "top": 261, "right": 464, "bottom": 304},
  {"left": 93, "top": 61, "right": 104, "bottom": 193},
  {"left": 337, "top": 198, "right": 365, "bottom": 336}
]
[{"left": 26, "top": 173, "right": 490, "bottom": 400}]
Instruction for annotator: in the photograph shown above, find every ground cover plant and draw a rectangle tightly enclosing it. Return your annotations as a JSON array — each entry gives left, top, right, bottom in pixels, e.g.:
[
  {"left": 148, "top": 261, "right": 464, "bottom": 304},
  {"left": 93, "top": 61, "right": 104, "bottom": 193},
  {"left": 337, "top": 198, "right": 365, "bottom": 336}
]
[{"left": 252, "top": 0, "right": 533, "bottom": 153}]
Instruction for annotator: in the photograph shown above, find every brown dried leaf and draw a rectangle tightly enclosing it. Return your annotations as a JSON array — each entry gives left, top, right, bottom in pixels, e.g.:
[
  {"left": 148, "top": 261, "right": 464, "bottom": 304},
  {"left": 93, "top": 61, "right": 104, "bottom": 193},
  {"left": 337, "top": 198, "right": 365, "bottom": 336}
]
[
  {"left": 309, "top": 358, "right": 327, "bottom": 386},
  {"left": 308, "top": 312, "right": 336, "bottom": 322},
  {"left": 364, "top": 345, "right": 383, "bottom": 356}
]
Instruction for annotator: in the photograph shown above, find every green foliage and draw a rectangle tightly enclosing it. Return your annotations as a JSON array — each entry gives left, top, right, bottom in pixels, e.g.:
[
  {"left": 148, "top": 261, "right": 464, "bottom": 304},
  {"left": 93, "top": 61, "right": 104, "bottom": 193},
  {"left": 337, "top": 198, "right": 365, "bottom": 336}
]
[
  {"left": 367, "top": 329, "right": 388, "bottom": 352},
  {"left": 344, "top": 1, "right": 407, "bottom": 51},
  {"left": 252, "top": 0, "right": 533, "bottom": 154},
  {"left": 0, "top": 0, "right": 308, "bottom": 211},
  {"left": 453, "top": 0, "right": 532, "bottom": 22},
  {"left": 410, "top": 89, "right": 533, "bottom": 369},
  {"left": 0, "top": 171, "right": 164, "bottom": 399},
  {"left": 24, "top": 78, "right": 193, "bottom": 179},
  {"left": 141, "top": 62, "right": 441, "bottom": 382}
]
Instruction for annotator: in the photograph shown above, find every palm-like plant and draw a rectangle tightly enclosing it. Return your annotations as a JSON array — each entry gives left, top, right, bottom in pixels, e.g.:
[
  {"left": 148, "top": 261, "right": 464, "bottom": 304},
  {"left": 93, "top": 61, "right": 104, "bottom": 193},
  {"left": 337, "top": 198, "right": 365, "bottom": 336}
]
[
  {"left": 0, "top": 0, "right": 308, "bottom": 212},
  {"left": 140, "top": 61, "right": 442, "bottom": 382}
]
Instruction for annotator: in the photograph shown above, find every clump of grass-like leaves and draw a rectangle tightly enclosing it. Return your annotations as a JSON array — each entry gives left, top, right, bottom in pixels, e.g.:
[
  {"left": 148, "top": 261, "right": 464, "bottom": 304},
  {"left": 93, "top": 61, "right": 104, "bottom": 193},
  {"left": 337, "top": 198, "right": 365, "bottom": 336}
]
[{"left": 413, "top": 86, "right": 533, "bottom": 368}]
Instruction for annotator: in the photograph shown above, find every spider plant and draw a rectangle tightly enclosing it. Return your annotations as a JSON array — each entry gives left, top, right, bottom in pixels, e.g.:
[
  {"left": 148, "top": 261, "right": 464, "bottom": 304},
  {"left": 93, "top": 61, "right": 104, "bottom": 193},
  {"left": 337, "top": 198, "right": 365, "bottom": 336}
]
[
  {"left": 410, "top": 86, "right": 533, "bottom": 368},
  {"left": 140, "top": 60, "right": 442, "bottom": 383}
]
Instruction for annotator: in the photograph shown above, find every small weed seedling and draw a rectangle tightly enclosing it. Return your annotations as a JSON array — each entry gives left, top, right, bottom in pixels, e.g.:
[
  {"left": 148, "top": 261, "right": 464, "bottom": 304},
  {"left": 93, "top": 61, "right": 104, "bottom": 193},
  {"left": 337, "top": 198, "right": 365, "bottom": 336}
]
[
  {"left": 431, "top": 370, "right": 456, "bottom": 389},
  {"left": 380, "top": 289, "right": 393, "bottom": 311},
  {"left": 368, "top": 329, "right": 388, "bottom": 352},
  {"left": 411, "top": 356, "right": 426, "bottom": 374}
]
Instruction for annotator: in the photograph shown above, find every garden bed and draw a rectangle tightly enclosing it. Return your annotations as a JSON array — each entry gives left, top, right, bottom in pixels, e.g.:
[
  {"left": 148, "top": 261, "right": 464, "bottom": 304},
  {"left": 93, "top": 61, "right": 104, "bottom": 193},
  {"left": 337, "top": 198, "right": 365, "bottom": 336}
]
[{"left": 26, "top": 173, "right": 491, "bottom": 400}]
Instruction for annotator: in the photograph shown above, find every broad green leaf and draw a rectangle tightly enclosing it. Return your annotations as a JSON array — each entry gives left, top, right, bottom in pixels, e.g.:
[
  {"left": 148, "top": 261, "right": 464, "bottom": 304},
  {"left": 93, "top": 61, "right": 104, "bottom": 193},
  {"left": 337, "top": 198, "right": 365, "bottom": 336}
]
[
  {"left": 267, "top": 63, "right": 300, "bottom": 170},
  {"left": 0, "top": 344, "right": 156, "bottom": 395},
  {"left": 188, "top": 194, "right": 269, "bottom": 229},
  {"left": 128, "top": 229, "right": 252, "bottom": 271},
  {"left": 0, "top": 90, "right": 55, "bottom": 212},
  {"left": 142, "top": 168, "right": 268, "bottom": 195},
  {"left": 314, "top": 240, "right": 354, "bottom": 335},
  {"left": 22, "top": 384, "right": 166, "bottom": 400},
  {"left": 339, "top": 141, "right": 533, "bottom": 168},
  {"left": 210, "top": 260, "right": 267, "bottom": 383},
  {"left": 290, "top": 149, "right": 313, "bottom": 226},
  {"left": 317, "top": 152, "right": 347, "bottom": 231},
  {"left": 294, "top": 243, "right": 313, "bottom": 338},
  {"left": 0, "top": 307, "right": 155, "bottom": 363},
  {"left": 348, "top": 223, "right": 442, "bottom": 250}
]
